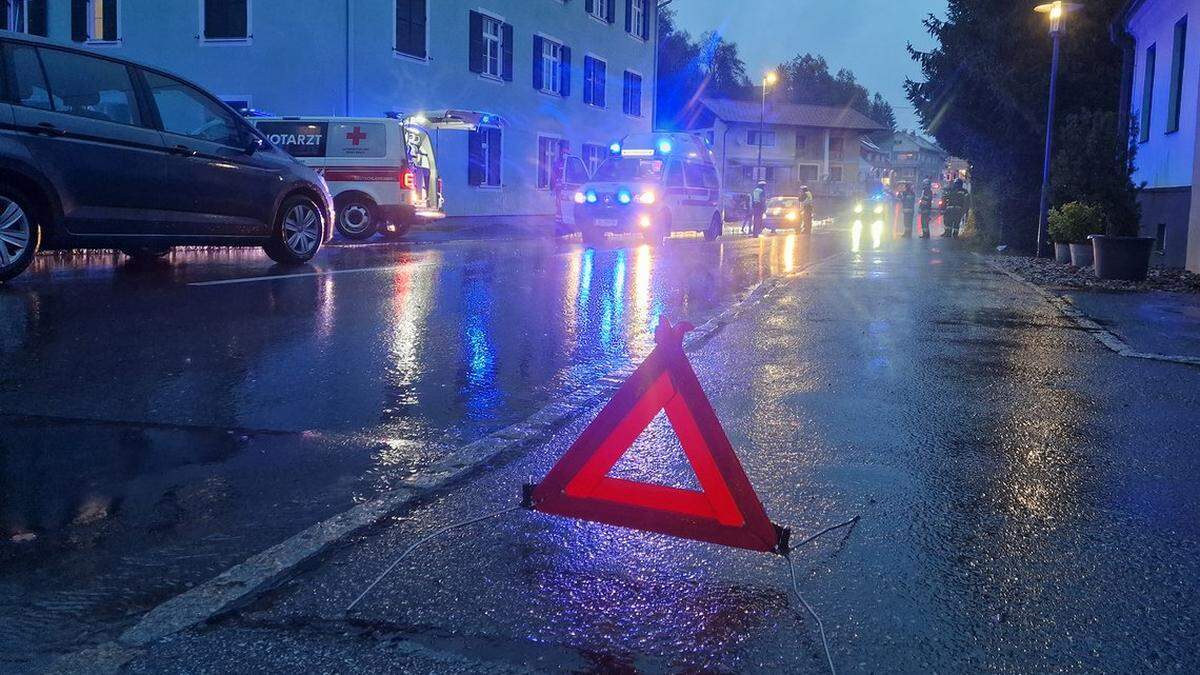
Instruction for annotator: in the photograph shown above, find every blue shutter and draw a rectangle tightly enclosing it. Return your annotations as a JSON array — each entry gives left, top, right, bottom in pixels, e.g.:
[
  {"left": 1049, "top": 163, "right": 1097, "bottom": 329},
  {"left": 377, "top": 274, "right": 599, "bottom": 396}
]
[
  {"left": 71, "top": 0, "right": 88, "bottom": 41},
  {"left": 560, "top": 46, "right": 572, "bottom": 97},
  {"left": 487, "top": 128, "right": 502, "bottom": 186},
  {"left": 532, "top": 35, "right": 544, "bottom": 90},
  {"left": 625, "top": 0, "right": 633, "bottom": 33},
  {"left": 606, "top": 0, "right": 616, "bottom": 24},
  {"left": 468, "top": 129, "right": 484, "bottom": 186},
  {"left": 597, "top": 60, "right": 606, "bottom": 107},
  {"left": 28, "top": 0, "right": 48, "bottom": 36},
  {"left": 468, "top": 11, "right": 484, "bottom": 73},
  {"left": 502, "top": 23, "right": 514, "bottom": 81}
]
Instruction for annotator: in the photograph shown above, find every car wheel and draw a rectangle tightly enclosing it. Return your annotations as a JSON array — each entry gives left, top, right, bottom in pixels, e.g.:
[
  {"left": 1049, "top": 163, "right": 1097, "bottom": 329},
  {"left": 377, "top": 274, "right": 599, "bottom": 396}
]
[
  {"left": 0, "top": 188, "right": 41, "bottom": 283},
  {"left": 335, "top": 197, "right": 378, "bottom": 240},
  {"left": 264, "top": 196, "right": 324, "bottom": 264},
  {"left": 121, "top": 246, "right": 171, "bottom": 262},
  {"left": 704, "top": 213, "right": 722, "bottom": 241}
]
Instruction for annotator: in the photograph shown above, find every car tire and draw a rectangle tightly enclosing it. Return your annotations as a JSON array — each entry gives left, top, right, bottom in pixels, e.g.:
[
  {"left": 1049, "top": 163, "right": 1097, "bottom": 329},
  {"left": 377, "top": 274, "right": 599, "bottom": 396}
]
[
  {"left": 704, "top": 213, "right": 722, "bottom": 241},
  {"left": 263, "top": 195, "right": 324, "bottom": 265},
  {"left": 0, "top": 187, "right": 42, "bottom": 283},
  {"left": 334, "top": 196, "right": 378, "bottom": 240},
  {"left": 121, "top": 246, "right": 171, "bottom": 262}
]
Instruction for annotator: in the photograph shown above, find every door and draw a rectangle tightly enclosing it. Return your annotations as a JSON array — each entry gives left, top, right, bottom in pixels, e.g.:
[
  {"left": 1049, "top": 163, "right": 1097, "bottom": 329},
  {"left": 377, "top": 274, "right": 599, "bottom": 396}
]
[
  {"left": 142, "top": 70, "right": 282, "bottom": 237},
  {"left": 5, "top": 43, "right": 173, "bottom": 235},
  {"left": 682, "top": 161, "right": 717, "bottom": 229},
  {"left": 663, "top": 160, "right": 686, "bottom": 229},
  {"left": 556, "top": 155, "right": 588, "bottom": 227}
]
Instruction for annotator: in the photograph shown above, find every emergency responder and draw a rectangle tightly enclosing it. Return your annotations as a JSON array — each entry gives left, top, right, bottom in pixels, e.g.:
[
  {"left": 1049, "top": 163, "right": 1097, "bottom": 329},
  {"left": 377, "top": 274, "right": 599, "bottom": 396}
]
[
  {"left": 918, "top": 180, "right": 934, "bottom": 239},
  {"left": 750, "top": 180, "right": 768, "bottom": 237},
  {"left": 799, "top": 185, "right": 815, "bottom": 234},
  {"left": 942, "top": 178, "right": 967, "bottom": 238},
  {"left": 899, "top": 184, "right": 916, "bottom": 238}
]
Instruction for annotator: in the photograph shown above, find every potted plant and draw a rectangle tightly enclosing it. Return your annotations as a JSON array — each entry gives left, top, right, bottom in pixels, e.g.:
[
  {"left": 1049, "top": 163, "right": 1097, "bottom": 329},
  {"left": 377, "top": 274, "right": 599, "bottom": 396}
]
[
  {"left": 1092, "top": 220, "right": 1154, "bottom": 281},
  {"left": 1047, "top": 202, "right": 1104, "bottom": 267}
]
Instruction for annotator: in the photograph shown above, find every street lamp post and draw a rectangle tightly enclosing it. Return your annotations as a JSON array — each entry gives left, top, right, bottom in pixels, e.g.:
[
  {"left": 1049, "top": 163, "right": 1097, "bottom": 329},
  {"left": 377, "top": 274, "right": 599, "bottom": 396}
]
[
  {"left": 757, "top": 71, "right": 778, "bottom": 183},
  {"left": 1034, "top": 2, "right": 1079, "bottom": 257}
]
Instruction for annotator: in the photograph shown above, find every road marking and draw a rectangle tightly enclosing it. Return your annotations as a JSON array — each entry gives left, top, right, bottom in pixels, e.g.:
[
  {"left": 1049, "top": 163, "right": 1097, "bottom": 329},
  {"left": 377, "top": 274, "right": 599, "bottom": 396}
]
[{"left": 188, "top": 264, "right": 424, "bottom": 287}]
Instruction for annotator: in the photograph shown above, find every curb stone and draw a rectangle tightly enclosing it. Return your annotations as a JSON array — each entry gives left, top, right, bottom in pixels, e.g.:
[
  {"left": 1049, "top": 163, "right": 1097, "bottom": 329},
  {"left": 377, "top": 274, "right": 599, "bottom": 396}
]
[
  {"left": 979, "top": 254, "right": 1200, "bottom": 368},
  {"left": 48, "top": 247, "right": 848, "bottom": 674}
]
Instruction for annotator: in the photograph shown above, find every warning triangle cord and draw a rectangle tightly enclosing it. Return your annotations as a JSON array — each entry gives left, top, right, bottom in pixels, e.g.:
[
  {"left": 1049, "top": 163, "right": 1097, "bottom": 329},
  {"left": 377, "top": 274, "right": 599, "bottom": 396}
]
[
  {"left": 783, "top": 515, "right": 860, "bottom": 675},
  {"left": 345, "top": 505, "right": 523, "bottom": 615}
]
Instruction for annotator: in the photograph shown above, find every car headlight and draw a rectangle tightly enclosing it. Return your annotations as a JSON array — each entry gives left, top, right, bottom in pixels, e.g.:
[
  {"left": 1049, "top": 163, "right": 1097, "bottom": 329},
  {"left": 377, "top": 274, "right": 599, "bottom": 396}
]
[
  {"left": 874, "top": 204, "right": 884, "bottom": 215},
  {"left": 786, "top": 211, "right": 798, "bottom": 221},
  {"left": 636, "top": 191, "right": 656, "bottom": 205},
  {"left": 573, "top": 191, "right": 586, "bottom": 204},
  {"left": 854, "top": 203, "right": 864, "bottom": 214}
]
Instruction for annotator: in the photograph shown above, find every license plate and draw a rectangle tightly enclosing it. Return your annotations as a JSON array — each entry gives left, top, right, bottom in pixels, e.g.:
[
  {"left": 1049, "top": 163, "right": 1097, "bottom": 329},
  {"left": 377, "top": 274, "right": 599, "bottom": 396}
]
[{"left": 595, "top": 219, "right": 618, "bottom": 228}]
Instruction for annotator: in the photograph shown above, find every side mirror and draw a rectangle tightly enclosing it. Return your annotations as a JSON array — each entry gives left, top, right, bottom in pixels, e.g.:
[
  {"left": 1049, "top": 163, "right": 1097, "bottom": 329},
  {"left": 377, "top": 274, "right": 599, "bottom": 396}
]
[{"left": 244, "top": 136, "right": 264, "bottom": 155}]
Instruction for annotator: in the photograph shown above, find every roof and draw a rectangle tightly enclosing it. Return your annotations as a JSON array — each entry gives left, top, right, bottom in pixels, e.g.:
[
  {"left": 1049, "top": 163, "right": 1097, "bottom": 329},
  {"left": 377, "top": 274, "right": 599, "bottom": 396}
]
[
  {"left": 889, "top": 131, "right": 945, "bottom": 155},
  {"left": 698, "top": 97, "right": 885, "bottom": 132}
]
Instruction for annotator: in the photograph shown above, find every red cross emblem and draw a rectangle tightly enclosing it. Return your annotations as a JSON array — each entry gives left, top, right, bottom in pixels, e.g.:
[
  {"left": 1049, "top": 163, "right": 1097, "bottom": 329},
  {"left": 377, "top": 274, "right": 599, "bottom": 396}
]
[{"left": 345, "top": 126, "right": 368, "bottom": 146}]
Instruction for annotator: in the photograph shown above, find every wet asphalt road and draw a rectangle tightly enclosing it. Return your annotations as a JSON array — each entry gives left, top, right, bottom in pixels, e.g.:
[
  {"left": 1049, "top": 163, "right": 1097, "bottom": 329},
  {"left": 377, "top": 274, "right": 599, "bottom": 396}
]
[
  {"left": 0, "top": 225, "right": 844, "bottom": 671},
  {"left": 119, "top": 235, "right": 1200, "bottom": 672}
]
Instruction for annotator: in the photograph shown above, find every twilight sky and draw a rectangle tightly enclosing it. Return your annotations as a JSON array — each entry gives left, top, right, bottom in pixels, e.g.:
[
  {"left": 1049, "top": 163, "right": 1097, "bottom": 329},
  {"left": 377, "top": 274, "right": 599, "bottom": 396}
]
[{"left": 671, "top": 0, "right": 948, "bottom": 131}]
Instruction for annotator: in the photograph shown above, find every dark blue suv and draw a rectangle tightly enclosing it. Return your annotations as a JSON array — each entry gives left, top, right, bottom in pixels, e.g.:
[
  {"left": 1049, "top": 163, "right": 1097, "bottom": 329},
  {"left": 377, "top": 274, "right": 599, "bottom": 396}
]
[{"left": 0, "top": 32, "right": 333, "bottom": 282}]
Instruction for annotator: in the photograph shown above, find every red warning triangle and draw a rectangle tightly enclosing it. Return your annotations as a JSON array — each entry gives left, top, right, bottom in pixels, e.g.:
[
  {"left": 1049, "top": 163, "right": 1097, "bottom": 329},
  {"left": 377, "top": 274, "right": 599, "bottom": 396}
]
[{"left": 530, "top": 319, "right": 783, "bottom": 553}]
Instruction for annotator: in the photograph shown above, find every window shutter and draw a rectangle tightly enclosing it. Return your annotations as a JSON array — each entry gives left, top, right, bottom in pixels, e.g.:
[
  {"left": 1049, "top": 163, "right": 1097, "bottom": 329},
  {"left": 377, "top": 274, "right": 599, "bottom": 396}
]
[
  {"left": 625, "top": 0, "right": 632, "bottom": 33},
  {"left": 560, "top": 46, "right": 571, "bottom": 98},
  {"left": 28, "top": 0, "right": 48, "bottom": 36},
  {"left": 597, "top": 61, "right": 606, "bottom": 107},
  {"left": 585, "top": 0, "right": 594, "bottom": 14},
  {"left": 501, "top": 23, "right": 514, "bottom": 81},
  {"left": 606, "top": 0, "right": 616, "bottom": 24},
  {"left": 103, "top": 0, "right": 119, "bottom": 40},
  {"left": 532, "top": 35, "right": 544, "bottom": 90},
  {"left": 468, "top": 130, "right": 484, "bottom": 186},
  {"left": 583, "top": 58, "right": 593, "bottom": 104},
  {"left": 468, "top": 11, "right": 484, "bottom": 74},
  {"left": 71, "top": 0, "right": 88, "bottom": 41},
  {"left": 486, "top": 128, "right": 502, "bottom": 186},
  {"left": 641, "top": 1, "right": 650, "bottom": 39}
]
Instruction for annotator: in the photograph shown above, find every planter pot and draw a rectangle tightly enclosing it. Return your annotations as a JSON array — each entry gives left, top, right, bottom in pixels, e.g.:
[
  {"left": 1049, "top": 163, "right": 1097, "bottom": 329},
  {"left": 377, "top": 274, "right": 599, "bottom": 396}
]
[
  {"left": 1054, "top": 242, "right": 1072, "bottom": 263},
  {"left": 1069, "top": 242, "right": 1094, "bottom": 268},
  {"left": 1092, "top": 235, "right": 1155, "bottom": 281}
]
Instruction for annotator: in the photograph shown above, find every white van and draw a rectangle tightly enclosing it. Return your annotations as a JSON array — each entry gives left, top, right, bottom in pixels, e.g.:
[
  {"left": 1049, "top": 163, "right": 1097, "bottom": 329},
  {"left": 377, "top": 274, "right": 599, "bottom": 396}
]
[
  {"left": 571, "top": 133, "right": 723, "bottom": 244},
  {"left": 252, "top": 115, "right": 443, "bottom": 240}
]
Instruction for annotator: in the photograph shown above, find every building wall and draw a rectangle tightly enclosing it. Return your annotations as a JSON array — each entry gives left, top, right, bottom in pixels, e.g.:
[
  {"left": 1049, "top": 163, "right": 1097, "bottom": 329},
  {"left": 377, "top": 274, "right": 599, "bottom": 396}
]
[
  {"left": 1139, "top": 186, "right": 1192, "bottom": 268},
  {"left": 712, "top": 121, "right": 864, "bottom": 194},
  {"left": 39, "top": 0, "right": 656, "bottom": 220},
  {"left": 1128, "top": 0, "right": 1200, "bottom": 189}
]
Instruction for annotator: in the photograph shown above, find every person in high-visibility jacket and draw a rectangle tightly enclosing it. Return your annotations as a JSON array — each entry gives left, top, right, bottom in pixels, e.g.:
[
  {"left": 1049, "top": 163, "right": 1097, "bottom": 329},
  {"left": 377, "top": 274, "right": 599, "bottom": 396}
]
[
  {"left": 899, "top": 184, "right": 916, "bottom": 237},
  {"left": 799, "top": 185, "right": 815, "bottom": 234},
  {"left": 750, "top": 180, "right": 768, "bottom": 237}
]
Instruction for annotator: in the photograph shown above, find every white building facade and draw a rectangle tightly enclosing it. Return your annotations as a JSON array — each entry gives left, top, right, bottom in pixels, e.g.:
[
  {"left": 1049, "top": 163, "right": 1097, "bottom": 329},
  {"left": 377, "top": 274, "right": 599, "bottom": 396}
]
[
  {"left": 1117, "top": 0, "right": 1200, "bottom": 271},
  {"left": 11, "top": 0, "right": 658, "bottom": 222}
]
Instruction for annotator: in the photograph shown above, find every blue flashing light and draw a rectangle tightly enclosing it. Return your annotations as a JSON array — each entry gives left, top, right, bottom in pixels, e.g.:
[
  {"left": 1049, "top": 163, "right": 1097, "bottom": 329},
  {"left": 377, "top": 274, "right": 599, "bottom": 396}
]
[
  {"left": 657, "top": 139, "right": 673, "bottom": 154},
  {"left": 617, "top": 189, "right": 633, "bottom": 205},
  {"left": 609, "top": 142, "right": 622, "bottom": 155},
  {"left": 585, "top": 190, "right": 599, "bottom": 204}
]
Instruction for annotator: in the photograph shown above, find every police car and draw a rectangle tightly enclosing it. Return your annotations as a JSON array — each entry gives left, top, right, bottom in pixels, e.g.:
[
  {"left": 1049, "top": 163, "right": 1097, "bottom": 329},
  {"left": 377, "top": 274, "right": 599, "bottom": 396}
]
[
  {"left": 572, "top": 133, "right": 723, "bottom": 245},
  {"left": 252, "top": 115, "right": 444, "bottom": 240}
]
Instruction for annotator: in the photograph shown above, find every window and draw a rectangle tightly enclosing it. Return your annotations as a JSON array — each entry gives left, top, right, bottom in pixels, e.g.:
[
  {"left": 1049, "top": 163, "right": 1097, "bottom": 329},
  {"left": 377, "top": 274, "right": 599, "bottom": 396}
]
[
  {"left": 1168, "top": 17, "right": 1187, "bottom": 133},
  {"left": 8, "top": 45, "right": 52, "bottom": 110},
  {"left": 468, "top": 125, "right": 502, "bottom": 187},
  {"left": 582, "top": 143, "right": 606, "bottom": 176},
  {"left": 395, "top": 0, "right": 426, "bottom": 59},
  {"left": 37, "top": 48, "right": 141, "bottom": 126},
  {"left": 3, "top": 0, "right": 45, "bottom": 35},
  {"left": 533, "top": 36, "right": 570, "bottom": 97},
  {"left": 665, "top": 160, "right": 684, "bottom": 187},
  {"left": 468, "top": 11, "right": 513, "bottom": 81},
  {"left": 1140, "top": 44, "right": 1156, "bottom": 142},
  {"left": 144, "top": 71, "right": 243, "bottom": 147},
  {"left": 537, "top": 136, "right": 569, "bottom": 190},
  {"left": 742, "top": 166, "right": 775, "bottom": 182},
  {"left": 1155, "top": 223, "right": 1167, "bottom": 254},
  {"left": 583, "top": 56, "right": 606, "bottom": 107},
  {"left": 829, "top": 166, "right": 843, "bottom": 182},
  {"left": 829, "top": 137, "right": 844, "bottom": 160},
  {"left": 202, "top": 0, "right": 249, "bottom": 41},
  {"left": 700, "top": 164, "right": 720, "bottom": 190},
  {"left": 747, "top": 130, "right": 776, "bottom": 147},
  {"left": 795, "top": 134, "right": 807, "bottom": 155},
  {"left": 622, "top": 70, "right": 642, "bottom": 116},
  {"left": 797, "top": 165, "right": 819, "bottom": 182},
  {"left": 587, "top": 0, "right": 614, "bottom": 24},
  {"left": 626, "top": 0, "right": 649, "bottom": 40}
]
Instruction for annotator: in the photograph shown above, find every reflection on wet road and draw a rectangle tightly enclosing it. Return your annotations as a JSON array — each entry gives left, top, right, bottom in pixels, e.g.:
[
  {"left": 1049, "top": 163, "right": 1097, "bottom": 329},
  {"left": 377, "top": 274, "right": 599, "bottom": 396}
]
[{"left": 0, "top": 230, "right": 839, "bottom": 669}]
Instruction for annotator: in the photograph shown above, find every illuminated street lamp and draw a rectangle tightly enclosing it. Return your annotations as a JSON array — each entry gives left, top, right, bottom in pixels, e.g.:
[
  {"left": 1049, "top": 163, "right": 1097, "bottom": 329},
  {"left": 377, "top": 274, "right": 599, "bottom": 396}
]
[
  {"left": 1033, "top": 1, "right": 1081, "bottom": 257},
  {"left": 757, "top": 71, "right": 779, "bottom": 183}
]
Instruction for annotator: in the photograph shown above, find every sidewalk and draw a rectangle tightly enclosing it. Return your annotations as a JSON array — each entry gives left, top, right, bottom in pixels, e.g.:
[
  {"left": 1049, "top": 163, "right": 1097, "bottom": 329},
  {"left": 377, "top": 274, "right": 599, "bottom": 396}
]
[
  {"left": 1061, "top": 290, "right": 1200, "bottom": 360},
  {"left": 110, "top": 239, "right": 1200, "bottom": 673}
]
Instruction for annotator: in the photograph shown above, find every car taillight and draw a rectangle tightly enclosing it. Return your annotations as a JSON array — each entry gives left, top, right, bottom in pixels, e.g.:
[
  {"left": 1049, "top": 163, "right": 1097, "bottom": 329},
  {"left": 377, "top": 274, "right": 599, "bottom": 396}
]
[{"left": 400, "top": 168, "right": 416, "bottom": 190}]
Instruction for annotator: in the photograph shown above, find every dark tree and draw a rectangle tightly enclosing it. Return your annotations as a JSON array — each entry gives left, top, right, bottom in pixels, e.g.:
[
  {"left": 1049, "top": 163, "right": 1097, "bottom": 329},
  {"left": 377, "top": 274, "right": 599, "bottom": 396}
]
[
  {"left": 906, "top": 0, "right": 1129, "bottom": 250},
  {"left": 655, "top": 8, "right": 750, "bottom": 129}
]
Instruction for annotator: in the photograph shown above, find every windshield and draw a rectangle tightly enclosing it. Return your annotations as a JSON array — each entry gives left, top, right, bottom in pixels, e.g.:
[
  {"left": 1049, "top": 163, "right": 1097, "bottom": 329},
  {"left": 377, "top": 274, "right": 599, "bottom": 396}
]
[
  {"left": 767, "top": 197, "right": 800, "bottom": 209},
  {"left": 592, "top": 158, "right": 666, "bottom": 182}
]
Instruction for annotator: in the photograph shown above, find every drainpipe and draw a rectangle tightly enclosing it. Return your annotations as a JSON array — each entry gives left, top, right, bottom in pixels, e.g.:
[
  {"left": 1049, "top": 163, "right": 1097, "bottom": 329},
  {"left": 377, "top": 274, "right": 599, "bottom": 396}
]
[{"left": 345, "top": 0, "right": 353, "bottom": 115}]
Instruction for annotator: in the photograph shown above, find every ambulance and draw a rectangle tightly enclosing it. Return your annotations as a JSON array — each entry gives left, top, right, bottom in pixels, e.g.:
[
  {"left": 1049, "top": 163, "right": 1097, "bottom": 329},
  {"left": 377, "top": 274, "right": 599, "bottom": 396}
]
[
  {"left": 252, "top": 113, "right": 449, "bottom": 240},
  {"left": 572, "top": 133, "right": 723, "bottom": 244}
]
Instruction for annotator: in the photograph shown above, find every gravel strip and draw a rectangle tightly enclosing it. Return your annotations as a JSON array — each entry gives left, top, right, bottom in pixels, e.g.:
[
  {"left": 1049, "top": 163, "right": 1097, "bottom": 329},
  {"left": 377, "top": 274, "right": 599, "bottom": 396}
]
[{"left": 985, "top": 254, "right": 1200, "bottom": 293}]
